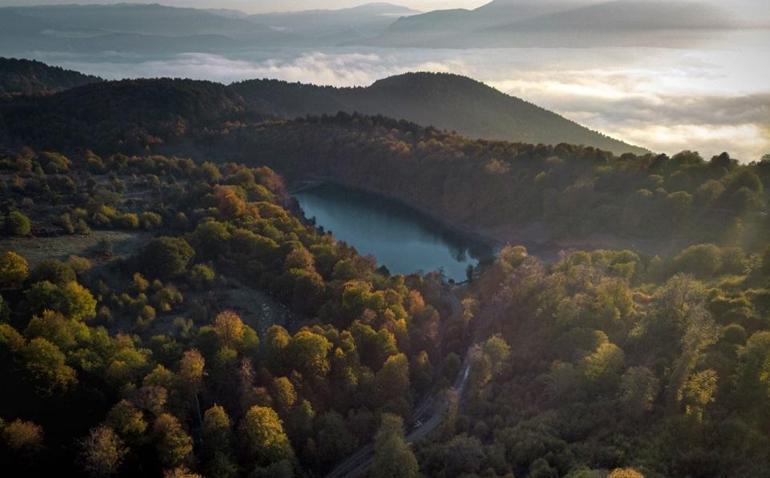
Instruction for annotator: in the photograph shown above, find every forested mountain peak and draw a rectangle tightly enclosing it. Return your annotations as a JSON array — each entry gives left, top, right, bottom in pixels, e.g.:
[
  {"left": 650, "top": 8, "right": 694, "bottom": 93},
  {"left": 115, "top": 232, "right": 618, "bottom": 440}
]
[{"left": 232, "top": 72, "right": 647, "bottom": 155}]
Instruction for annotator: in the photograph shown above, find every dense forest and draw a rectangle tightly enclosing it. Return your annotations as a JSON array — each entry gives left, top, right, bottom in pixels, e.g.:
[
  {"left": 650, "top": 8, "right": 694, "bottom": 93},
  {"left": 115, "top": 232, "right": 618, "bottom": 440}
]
[
  {"left": 1, "top": 60, "right": 770, "bottom": 478},
  {"left": 2, "top": 147, "right": 770, "bottom": 477},
  {"left": 0, "top": 149, "right": 458, "bottom": 477}
]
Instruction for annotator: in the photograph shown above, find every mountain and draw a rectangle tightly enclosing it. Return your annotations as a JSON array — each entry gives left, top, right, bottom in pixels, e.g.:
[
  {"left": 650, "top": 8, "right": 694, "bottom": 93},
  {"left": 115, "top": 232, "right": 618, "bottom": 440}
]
[
  {"left": 371, "top": 0, "right": 738, "bottom": 47},
  {"left": 231, "top": 72, "right": 647, "bottom": 155},
  {"left": 0, "top": 55, "right": 644, "bottom": 153},
  {"left": 0, "top": 57, "right": 102, "bottom": 97},
  {"left": 0, "top": 2, "right": 417, "bottom": 54},
  {"left": 246, "top": 3, "right": 419, "bottom": 44},
  {"left": 0, "top": 3, "right": 292, "bottom": 55}
]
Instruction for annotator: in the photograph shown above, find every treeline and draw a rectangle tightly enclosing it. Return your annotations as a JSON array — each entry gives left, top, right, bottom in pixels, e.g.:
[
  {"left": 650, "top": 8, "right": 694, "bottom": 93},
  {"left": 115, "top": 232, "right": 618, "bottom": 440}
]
[
  {"left": 0, "top": 149, "right": 461, "bottom": 477},
  {"left": 225, "top": 114, "right": 769, "bottom": 252}
]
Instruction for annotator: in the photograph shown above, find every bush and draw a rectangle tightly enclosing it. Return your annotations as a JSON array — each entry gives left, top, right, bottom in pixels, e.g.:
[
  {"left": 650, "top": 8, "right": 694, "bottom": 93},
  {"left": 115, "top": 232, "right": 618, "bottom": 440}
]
[
  {"left": 5, "top": 211, "right": 31, "bottom": 236},
  {"left": 141, "top": 237, "right": 194, "bottom": 279}
]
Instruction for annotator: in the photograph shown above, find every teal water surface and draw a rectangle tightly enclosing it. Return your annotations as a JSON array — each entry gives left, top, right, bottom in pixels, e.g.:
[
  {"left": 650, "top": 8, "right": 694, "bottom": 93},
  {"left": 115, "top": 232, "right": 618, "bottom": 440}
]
[{"left": 294, "top": 183, "right": 492, "bottom": 282}]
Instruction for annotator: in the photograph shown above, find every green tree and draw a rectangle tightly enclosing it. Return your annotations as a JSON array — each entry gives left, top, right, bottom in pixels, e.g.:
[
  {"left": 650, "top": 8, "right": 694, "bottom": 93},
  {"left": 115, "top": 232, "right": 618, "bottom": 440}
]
[
  {"left": 22, "top": 337, "right": 77, "bottom": 394},
  {"left": 371, "top": 414, "right": 418, "bottom": 478},
  {"left": 29, "top": 259, "right": 75, "bottom": 285},
  {"left": 287, "top": 330, "right": 332, "bottom": 378},
  {"left": 106, "top": 400, "right": 147, "bottom": 446},
  {"left": 141, "top": 237, "right": 194, "bottom": 279},
  {"left": 375, "top": 353, "right": 410, "bottom": 409},
  {"left": 5, "top": 211, "right": 31, "bottom": 236},
  {"left": 316, "top": 411, "right": 357, "bottom": 467}
]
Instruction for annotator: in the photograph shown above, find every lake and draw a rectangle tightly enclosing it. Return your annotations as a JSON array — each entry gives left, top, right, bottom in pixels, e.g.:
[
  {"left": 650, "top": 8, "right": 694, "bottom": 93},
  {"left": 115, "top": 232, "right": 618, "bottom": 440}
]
[{"left": 294, "top": 183, "right": 493, "bottom": 281}]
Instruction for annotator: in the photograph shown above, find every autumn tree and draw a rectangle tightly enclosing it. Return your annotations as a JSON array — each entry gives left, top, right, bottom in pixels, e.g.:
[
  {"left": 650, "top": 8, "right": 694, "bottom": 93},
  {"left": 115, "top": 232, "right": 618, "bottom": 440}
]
[
  {"left": 153, "top": 413, "right": 193, "bottom": 468},
  {"left": 0, "top": 250, "right": 29, "bottom": 288},
  {"left": 81, "top": 426, "right": 127, "bottom": 477},
  {"left": 238, "top": 405, "right": 294, "bottom": 466}
]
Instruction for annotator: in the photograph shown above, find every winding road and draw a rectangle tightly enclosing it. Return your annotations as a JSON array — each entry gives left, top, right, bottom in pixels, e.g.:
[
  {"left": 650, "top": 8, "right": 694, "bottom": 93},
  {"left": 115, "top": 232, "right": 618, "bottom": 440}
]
[{"left": 325, "top": 289, "right": 472, "bottom": 478}]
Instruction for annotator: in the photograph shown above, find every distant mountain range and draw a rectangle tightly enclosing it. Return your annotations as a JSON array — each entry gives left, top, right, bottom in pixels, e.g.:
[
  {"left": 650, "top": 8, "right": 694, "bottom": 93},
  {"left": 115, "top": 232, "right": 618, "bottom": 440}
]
[
  {"left": 0, "top": 1, "right": 747, "bottom": 54},
  {"left": 0, "top": 58, "right": 646, "bottom": 155},
  {"left": 372, "top": 0, "right": 738, "bottom": 47}
]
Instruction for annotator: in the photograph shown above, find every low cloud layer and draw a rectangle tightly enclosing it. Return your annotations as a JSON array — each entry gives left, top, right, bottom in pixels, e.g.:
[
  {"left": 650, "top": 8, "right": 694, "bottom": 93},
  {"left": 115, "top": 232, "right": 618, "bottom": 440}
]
[{"left": 31, "top": 31, "right": 770, "bottom": 161}]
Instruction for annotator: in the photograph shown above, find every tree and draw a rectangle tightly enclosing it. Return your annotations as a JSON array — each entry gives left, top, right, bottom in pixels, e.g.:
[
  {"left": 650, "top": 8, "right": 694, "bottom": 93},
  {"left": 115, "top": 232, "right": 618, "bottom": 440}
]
[
  {"left": 189, "top": 263, "right": 215, "bottom": 289},
  {"left": 214, "top": 311, "right": 245, "bottom": 349},
  {"left": 214, "top": 185, "right": 247, "bottom": 219},
  {"left": 672, "top": 244, "right": 722, "bottom": 278},
  {"left": 581, "top": 341, "right": 624, "bottom": 388},
  {"left": 287, "top": 330, "right": 331, "bottom": 378},
  {"left": 202, "top": 405, "right": 232, "bottom": 456},
  {"left": 270, "top": 377, "right": 297, "bottom": 414},
  {"left": 608, "top": 469, "right": 645, "bottom": 478},
  {"left": 2, "top": 419, "right": 43, "bottom": 453},
  {"left": 153, "top": 413, "right": 193, "bottom": 468},
  {"left": 179, "top": 349, "right": 205, "bottom": 395},
  {"left": 375, "top": 353, "right": 410, "bottom": 409},
  {"left": 263, "top": 325, "right": 291, "bottom": 373},
  {"left": 682, "top": 369, "right": 718, "bottom": 421},
  {"left": 22, "top": 337, "right": 77, "bottom": 394},
  {"left": 29, "top": 259, "right": 75, "bottom": 285},
  {"left": 81, "top": 426, "right": 127, "bottom": 477},
  {"left": 619, "top": 366, "right": 659, "bottom": 417},
  {"left": 163, "top": 467, "right": 203, "bottom": 478},
  {"left": 61, "top": 281, "right": 97, "bottom": 321},
  {"left": 106, "top": 400, "right": 147, "bottom": 446},
  {"left": 191, "top": 221, "right": 230, "bottom": 260},
  {"left": 316, "top": 411, "right": 357, "bottom": 467},
  {"left": 0, "top": 251, "right": 29, "bottom": 288},
  {"left": 141, "top": 237, "right": 194, "bottom": 279},
  {"left": 371, "top": 414, "right": 418, "bottom": 478},
  {"left": 238, "top": 405, "right": 294, "bottom": 466},
  {"left": 5, "top": 210, "right": 31, "bottom": 236}
]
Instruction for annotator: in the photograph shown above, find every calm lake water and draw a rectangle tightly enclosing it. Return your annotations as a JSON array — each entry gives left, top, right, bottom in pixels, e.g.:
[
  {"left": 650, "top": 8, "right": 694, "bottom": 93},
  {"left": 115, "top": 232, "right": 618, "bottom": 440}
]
[{"left": 294, "top": 183, "right": 492, "bottom": 281}]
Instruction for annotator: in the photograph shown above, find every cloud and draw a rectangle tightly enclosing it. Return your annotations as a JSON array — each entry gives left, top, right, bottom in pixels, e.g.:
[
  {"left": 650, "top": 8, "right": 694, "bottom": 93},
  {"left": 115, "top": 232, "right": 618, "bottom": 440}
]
[{"left": 43, "top": 51, "right": 462, "bottom": 87}]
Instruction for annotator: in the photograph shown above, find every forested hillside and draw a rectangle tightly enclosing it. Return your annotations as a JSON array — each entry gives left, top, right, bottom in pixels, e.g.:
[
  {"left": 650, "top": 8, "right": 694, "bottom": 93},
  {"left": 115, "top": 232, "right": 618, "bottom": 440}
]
[
  {"left": 1, "top": 148, "right": 770, "bottom": 477},
  {"left": 0, "top": 67, "right": 644, "bottom": 155},
  {"left": 0, "top": 149, "right": 455, "bottom": 477},
  {"left": 0, "top": 58, "right": 101, "bottom": 97},
  {"left": 232, "top": 73, "right": 646, "bottom": 155}
]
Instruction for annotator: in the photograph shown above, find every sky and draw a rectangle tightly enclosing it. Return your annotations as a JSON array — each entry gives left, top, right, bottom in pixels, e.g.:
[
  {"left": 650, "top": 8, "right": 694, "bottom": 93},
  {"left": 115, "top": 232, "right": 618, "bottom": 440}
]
[{"left": 0, "top": 0, "right": 489, "bottom": 13}]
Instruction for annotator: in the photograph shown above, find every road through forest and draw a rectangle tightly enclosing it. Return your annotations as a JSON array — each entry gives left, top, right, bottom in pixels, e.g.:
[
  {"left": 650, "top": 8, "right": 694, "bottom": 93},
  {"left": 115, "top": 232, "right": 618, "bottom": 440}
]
[{"left": 324, "top": 289, "right": 472, "bottom": 478}]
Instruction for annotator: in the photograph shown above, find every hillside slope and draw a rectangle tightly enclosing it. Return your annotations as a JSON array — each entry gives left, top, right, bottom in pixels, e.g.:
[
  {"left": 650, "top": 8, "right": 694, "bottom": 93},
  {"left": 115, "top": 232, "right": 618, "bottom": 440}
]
[
  {"left": 231, "top": 72, "right": 647, "bottom": 154},
  {"left": 0, "top": 57, "right": 102, "bottom": 97}
]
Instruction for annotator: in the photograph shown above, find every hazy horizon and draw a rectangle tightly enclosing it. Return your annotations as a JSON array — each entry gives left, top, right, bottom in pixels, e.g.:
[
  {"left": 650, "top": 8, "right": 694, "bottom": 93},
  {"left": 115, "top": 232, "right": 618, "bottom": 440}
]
[
  {"left": 0, "top": 0, "right": 489, "bottom": 14},
  {"left": 1, "top": 0, "right": 768, "bottom": 160}
]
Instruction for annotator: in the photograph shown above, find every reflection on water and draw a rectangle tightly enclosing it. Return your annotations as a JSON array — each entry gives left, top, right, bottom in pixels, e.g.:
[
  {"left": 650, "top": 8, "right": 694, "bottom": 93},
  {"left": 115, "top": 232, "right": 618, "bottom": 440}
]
[{"left": 294, "top": 183, "right": 493, "bottom": 282}]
